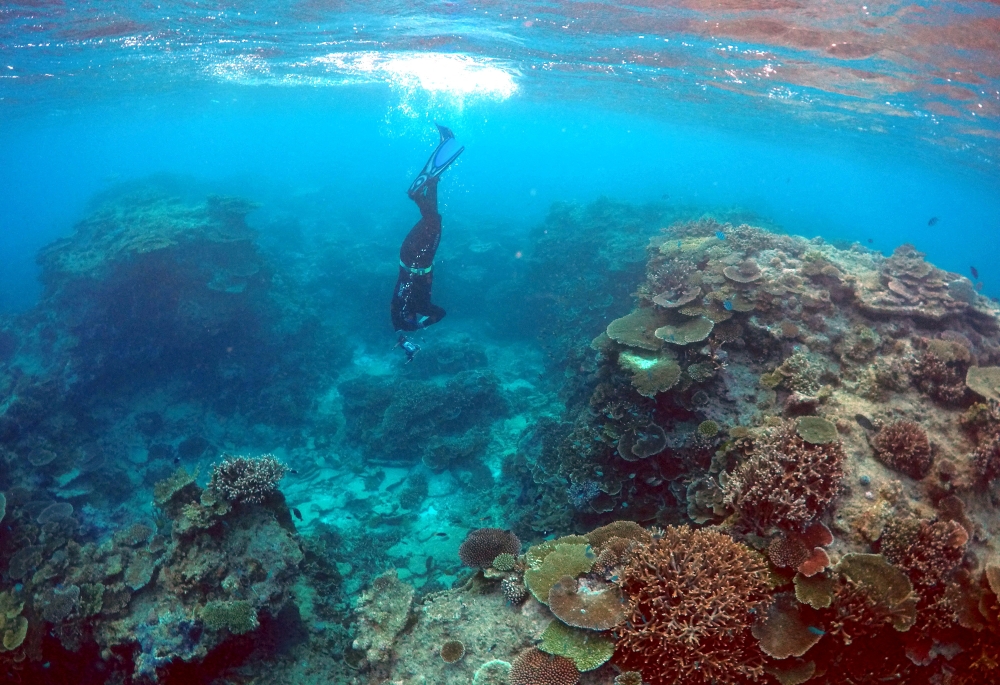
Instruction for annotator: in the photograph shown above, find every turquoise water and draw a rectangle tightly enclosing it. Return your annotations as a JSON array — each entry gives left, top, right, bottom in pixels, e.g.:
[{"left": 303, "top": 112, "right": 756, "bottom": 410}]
[{"left": 2, "top": 2, "right": 1000, "bottom": 684}]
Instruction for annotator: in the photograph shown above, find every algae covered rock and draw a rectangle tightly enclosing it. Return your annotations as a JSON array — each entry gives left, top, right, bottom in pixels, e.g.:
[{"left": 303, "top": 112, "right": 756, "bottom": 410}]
[{"left": 352, "top": 568, "right": 414, "bottom": 663}]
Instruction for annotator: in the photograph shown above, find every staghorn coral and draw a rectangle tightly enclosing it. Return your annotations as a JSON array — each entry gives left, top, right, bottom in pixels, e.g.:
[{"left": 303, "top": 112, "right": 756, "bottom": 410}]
[
  {"left": 208, "top": 453, "right": 288, "bottom": 504},
  {"left": 879, "top": 517, "right": 968, "bottom": 591},
  {"left": 509, "top": 647, "right": 580, "bottom": 685},
  {"left": 458, "top": 528, "right": 521, "bottom": 568},
  {"left": 871, "top": 419, "right": 934, "bottom": 479},
  {"left": 723, "top": 421, "right": 845, "bottom": 534},
  {"left": 613, "top": 526, "right": 770, "bottom": 685}
]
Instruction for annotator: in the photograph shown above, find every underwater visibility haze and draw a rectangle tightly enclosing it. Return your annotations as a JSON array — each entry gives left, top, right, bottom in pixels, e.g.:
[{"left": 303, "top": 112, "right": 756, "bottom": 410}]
[{"left": 2, "top": 1, "right": 1000, "bottom": 683}]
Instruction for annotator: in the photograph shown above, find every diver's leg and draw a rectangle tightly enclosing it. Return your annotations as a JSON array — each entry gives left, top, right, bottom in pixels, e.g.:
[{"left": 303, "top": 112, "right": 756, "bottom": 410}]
[{"left": 400, "top": 180, "right": 442, "bottom": 268}]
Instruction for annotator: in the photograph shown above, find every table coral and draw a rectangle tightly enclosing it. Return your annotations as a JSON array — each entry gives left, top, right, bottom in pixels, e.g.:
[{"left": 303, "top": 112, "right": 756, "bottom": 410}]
[{"left": 613, "top": 526, "right": 770, "bottom": 685}]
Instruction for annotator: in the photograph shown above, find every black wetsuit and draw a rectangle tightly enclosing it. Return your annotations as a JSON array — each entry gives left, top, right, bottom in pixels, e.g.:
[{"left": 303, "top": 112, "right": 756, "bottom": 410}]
[{"left": 391, "top": 178, "right": 446, "bottom": 331}]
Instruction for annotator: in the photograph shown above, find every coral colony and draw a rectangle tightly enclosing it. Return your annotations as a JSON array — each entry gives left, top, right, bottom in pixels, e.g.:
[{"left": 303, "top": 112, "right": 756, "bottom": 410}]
[{"left": 3, "top": 191, "right": 1000, "bottom": 684}]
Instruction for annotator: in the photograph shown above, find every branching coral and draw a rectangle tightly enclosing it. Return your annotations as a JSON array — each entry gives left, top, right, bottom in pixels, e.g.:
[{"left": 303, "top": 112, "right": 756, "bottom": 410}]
[
  {"left": 208, "top": 454, "right": 288, "bottom": 504},
  {"left": 879, "top": 517, "right": 968, "bottom": 591},
  {"left": 871, "top": 420, "right": 934, "bottom": 479},
  {"left": 723, "top": 421, "right": 846, "bottom": 534},
  {"left": 613, "top": 526, "right": 770, "bottom": 685}
]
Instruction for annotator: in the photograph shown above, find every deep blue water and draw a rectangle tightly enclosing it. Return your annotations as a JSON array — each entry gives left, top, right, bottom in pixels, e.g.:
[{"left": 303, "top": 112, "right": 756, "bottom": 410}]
[{"left": 2, "top": 1, "right": 1000, "bottom": 312}]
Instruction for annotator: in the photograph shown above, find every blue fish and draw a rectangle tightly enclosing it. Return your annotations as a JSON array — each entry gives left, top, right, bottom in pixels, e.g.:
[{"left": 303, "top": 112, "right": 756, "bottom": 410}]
[
  {"left": 716, "top": 231, "right": 726, "bottom": 240},
  {"left": 807, "top": 626, "right": 826, "bottom": 636},
  {"left": 677, "top": 240, "right": 682, "bottom": 248},
  {"left": 723, "top": 300, "right": 733, "bottom": 311}
]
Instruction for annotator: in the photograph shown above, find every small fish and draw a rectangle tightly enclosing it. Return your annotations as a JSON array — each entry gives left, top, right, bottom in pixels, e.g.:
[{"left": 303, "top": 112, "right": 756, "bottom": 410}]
[
  {"left": 723, "top": 300, "right": 733, "bottom": 311},
  {"left": 290, "top": 468, "right": 299, "bottom": 475},
  {"left": 855, "top": 413, "right": 875, "bottom": 431},
  {"left": 173, "top": 456, "right": 180, "bottom": 464},
  {"left": 715, "top": 231, "right": 726, "bottom": 240},
  {"left": 435, "top": 532, "right": 448, "bottom": 538},
  {"left": 807, "top": 626, "right": 826, "bottom": 636},
  {"left": 867, "top": 238, "right": 873, "bottom": 244},
  {"left": 291, "top": 507, "right": 303, "bottom": 521},
  {"left": 928, "top": 216, "right": 939, "bottom": 226},
  {"left": 677, "top": 240, "right": 682, "bottom": 248},
  {"left": 971, "top": 266, "right": 979, "bottom": 280}
]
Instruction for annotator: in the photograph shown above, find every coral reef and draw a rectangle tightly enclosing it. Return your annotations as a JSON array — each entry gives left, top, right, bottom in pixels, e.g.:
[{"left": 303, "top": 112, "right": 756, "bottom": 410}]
[
  {"left": 458, "top": 528, "right": 522, "bottom": 569},
  {"left": 509, "top": 647, "right": 580, "bottom": 685},
  {"left": 613, "top": 526, "right": 770, "bottom": 685},
  {"left": 207, "top": 453, "right": 289, "bottom": 504},
  {"left": 723, "top": 420, "right": 846, "bottom": 534},
  {"left": 870, "top": 419, "right": 934, "bottom": 479},
  {"left": 351, "top": 568, "right": 414, "bottom": 664}
]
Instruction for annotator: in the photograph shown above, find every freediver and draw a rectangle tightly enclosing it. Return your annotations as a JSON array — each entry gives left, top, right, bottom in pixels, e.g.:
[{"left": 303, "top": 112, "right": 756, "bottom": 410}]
[{"left": 391, "top": 124, "right": 464, "bottom": 359}]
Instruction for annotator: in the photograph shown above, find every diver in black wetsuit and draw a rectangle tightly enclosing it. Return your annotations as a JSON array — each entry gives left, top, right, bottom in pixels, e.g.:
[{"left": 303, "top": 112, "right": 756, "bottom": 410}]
[{"left": 391, "top": 125, "right": 464, "bottom": 342}]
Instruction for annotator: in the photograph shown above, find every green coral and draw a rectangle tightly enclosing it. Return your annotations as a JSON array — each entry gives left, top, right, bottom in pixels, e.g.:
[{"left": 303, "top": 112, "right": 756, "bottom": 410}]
[
  {"left": 795, "top": 417, "right": 839, "bottom": 445},
  {"left": 153, "top": 467, "right": 198, "bottom": 507},
  {"left": 654, "top": 315, "right": 714, "bottom": 345},
  {"left": 618, "top": 350, "right": 681, "bottom": 397},
  {"left": 539, "top": 620, "right": 615, "bottom": 672},
  {"left": 0, "top": 591, "right": 28, "bottom": 652},
  {"left": 524, "top": 542, "right": 595, "bottom": 604},
  {"left": 492, "top": 553, "right": 518, "bottom": 572},
  {"left": 698, "top": 420, "right": 720, "bottom": 438},
  {"left": 199, "top": 600, "right": 259, "bottom": 635}
]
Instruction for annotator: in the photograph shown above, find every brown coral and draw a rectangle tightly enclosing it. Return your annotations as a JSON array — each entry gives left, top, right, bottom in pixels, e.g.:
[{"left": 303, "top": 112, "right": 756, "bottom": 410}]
[
  {"left": 879, "top": 517, "right": 968, "bottom": 591},
  {"left": 509, "top": 647, "right": 580, "bottom": 685},
  {"left": 458, "top": 528, "right": 521, "bottom": 568},
  {"left": 548, "top": 575, "right": 627, "bottom": 631},
  {"left": 871, "top": 420, "right": 934, "bottom": 479},
  {"left": 613, "top": 526, "right": 770, "bottom": 685},
  {"left": 723, "top": 421, "right": 846, "bottom": 534},
  {"left": 440, "top": 639, "right": 465, "bottom": 663}
]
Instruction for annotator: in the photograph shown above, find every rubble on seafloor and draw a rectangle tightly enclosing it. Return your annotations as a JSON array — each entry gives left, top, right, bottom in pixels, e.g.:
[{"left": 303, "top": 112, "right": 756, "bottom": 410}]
[{"left": 357, "top": 218, "right": 1000, "bottom": 685}]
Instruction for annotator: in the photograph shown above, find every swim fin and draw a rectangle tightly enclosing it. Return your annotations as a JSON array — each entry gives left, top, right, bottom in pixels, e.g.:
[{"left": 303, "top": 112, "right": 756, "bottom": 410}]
[{"left": 407, "top": 124, "right": 464, "bottom": 198}]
